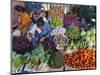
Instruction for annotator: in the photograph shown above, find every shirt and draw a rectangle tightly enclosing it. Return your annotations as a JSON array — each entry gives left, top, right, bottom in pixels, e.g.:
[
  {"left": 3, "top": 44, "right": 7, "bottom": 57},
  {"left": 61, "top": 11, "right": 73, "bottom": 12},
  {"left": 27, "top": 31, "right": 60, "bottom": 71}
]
[
  {"left": 20, "top": 12, "right": 32, "bottom": 27},
  {"left": 29, "top": 22, "right": 52, "bottom": 38}
]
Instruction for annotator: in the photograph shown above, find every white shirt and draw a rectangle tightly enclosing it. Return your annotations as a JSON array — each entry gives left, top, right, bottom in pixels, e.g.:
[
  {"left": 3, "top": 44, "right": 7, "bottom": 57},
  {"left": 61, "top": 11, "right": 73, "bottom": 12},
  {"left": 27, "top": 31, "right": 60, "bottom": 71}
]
[
  {"left": 27, "top": 18, "right": 49, "bottom": 41},
  {"left": 29, "top": 17, "right": 48, "bottom": 36},
  {"left": 27, "top": 23, "right": 42, "bottom": 41},
  {"left": 29, "top": 24, "right": 42, "bottom": 35}
]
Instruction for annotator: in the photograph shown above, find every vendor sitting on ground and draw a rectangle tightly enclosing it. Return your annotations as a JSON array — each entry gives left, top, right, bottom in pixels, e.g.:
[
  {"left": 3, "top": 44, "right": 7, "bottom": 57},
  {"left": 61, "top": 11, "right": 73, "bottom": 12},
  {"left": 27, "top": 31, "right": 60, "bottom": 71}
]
[
  {"left": 27, "top": 17, "right": 52, "bottom": 48},
  {"left": 14, "top": 5, "right": 32, "bottom": 36}
]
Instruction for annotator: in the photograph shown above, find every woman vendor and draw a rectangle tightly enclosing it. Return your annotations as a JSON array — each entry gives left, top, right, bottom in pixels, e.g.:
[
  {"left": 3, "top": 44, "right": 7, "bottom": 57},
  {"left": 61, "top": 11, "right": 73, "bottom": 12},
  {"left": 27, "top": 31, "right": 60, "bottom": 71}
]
[
  {"left": 14, "top": 5, "right": 32, "bottom": 36},
  {"left": 28, "top": 17, "right": 52, "bottom": 47}
]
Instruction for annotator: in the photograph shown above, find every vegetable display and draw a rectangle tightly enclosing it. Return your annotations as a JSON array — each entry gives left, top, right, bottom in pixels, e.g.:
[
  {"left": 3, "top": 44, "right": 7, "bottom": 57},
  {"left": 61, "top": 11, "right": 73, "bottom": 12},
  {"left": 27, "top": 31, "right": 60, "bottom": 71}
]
[
  {"left": 66, "top": 27, "right": 96, "bottom": 50},
  {"left": 11, "top": 3, "right": 96, "bottom": 73},
  {"left": 26, "top": 44, "right": 51, "bottom": 68},
  {"left": 12, "top": 26, "right": 96, "bottom": 72},
  {"left": 51, "top": 27, "right": 66, "bottom": 36},
  {"left": 12, "top": 44, "right": 51, "bottom": 72},
  {"left": 12, "top": 36, "right": 33, "bottom": 54},
  {"left": 65, "top": 49, "right": 96, "bottom": 70},
  {"left": 12, "top": 24, "right": 96, "bottom": 72},
  {"left": 65, "top": 26, "right": 81, "bottom": 40},
  {"left": 53, "top": 34, "right": 69, "bottom": 49},
  {"left": 50, "top": 18, "right": 63, "bottom": 27},
  {"left": 78, "top": 27, "right": 96, "bottom": 49},
  {"left": 27, "top": 44, "right": 44, "bottom": 67},
  {"left": 63, "top": 14, "right": 80, "bottom": 27},
  {"left": 48, "top": 52, "right": 64, "bottom": 68},
  {"left": 49, "top": 7, "right": 64, "bottom": 19},
  {"left": 12, "top": 54, "right": 25, "bottom": 70}
]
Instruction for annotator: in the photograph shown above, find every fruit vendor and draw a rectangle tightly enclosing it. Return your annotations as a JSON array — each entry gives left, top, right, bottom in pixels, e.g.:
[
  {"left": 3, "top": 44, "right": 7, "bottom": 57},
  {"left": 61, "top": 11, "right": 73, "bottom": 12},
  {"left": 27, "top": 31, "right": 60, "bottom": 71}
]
[
  {"left": 14, "top": 5, "right": 32, "bottom": 36},
  {"left": 27, "top": 17, "right": 52, "bottom": 47}
]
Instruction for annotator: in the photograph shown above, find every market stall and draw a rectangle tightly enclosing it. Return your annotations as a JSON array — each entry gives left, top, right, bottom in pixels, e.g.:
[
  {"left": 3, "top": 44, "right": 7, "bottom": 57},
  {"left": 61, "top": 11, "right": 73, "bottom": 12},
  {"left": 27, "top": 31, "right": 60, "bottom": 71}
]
[{"left": 11, "top": 0, "right": 96, "bottom": 74}]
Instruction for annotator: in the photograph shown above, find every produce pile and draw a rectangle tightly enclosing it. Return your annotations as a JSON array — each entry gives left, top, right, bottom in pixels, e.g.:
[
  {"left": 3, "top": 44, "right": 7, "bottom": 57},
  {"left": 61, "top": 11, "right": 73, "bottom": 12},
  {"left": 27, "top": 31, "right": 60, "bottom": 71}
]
[
  {"left": 49, "top": 7, "right": 64, "bottom": 19},
  {"left": 48, "top": 51, "right": 64, "bottom": 68},
  {"left": 26, "top": 44, "right": 51, "bottom": 68},
  {"left": 12, "top": 22, "right": 96, "bottom": 73},
  {"left": 12, "top": 3, "right": 96, "bottom": 73},
  {"left": 50, "top": 18, "right": 63, "bottom": 27},
  {"left": 80, "top": 27, "right": 96, "bottom": 48},
  {"left": 64, "top": 25, "right": 96, "bottom": 70},
  {"left": 65, "top": 48, "right": 96, "bottom": 70},
  {"left": 12, "top": 44, "right": 66, "bottom": 72},
  {"left": 12, "top": 44, "right": 51, "bottom": 72},
  {"left": 53, "top": 34, "right": 69, "bottom": 49},
  {"left": 63, "top": 14, "right": 80, "bottom": 27},
  {"left": 65, "top": 26, "right": 81, "bottom": 40},
  {"left": 12, "top": 36, "right": 33, "bottom": 54},
  {"left": 26, "top": 44, "right": 45, "bottom": 68},
  {"left": 12, "top": 52, "right": 26, "bottom": 71},
  {"left": 66, "top": 27, "right": 96, "bottom": 50},
  {"left": 51, "top": 27, "right": 66, "bottom": 36}
]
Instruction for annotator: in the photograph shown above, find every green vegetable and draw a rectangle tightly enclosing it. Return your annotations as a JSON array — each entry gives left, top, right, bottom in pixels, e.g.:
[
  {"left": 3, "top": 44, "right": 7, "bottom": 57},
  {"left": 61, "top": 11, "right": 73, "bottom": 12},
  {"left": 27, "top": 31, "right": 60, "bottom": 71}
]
[
  {"left": 11, "top": 51, "right": 17, "bottom": 62},
  {"left": 28, "top": 44, "right": 44, "bottom": 67},
  {"left": 28, "top": 44, "right": 51, "bottom": 67},
  {"left": 90, "top": 27, "right": 96, "bottom": 35},
  {"left": 50, "top": 18, "right": 63, "bottom": 27},
  {"left": 88, "top": 40, "right": 94, "bottom": 47},
  {"left": 65, "top": 26, "right": 81, "bottom": 40},
  {"left": 90, "top": 34, "right": 95, "bottom": 41},
  {"left": 81, "top": 31, "right": 86, "bottom": 36},
  {"left": 87, "top": 31, "right": 91, "bottom": 36},
  {"left": 48, "top": 52, "right": 64, "bottom": 68},
  {"left": 66, "top": 27, "right": 96, "bottom": 49},
  {"left": 12, "top": 54, "right": 25, "bottom": 70},
  {"left": 84, "top": 35, "right": 90, "bottom": 41}
]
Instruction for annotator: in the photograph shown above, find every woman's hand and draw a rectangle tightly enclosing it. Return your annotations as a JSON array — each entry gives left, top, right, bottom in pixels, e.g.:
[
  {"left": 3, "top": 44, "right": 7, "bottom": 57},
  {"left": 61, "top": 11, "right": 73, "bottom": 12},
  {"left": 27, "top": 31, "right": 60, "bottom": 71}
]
[
  {"left": 29, "top": 32, "right": 34, "bottom": 38},
  {"left": 39, "top": 35, "right": 49, "bottom": 42},
  {"left": 40, "top": 37, "right": 45, "bottom": 42}
]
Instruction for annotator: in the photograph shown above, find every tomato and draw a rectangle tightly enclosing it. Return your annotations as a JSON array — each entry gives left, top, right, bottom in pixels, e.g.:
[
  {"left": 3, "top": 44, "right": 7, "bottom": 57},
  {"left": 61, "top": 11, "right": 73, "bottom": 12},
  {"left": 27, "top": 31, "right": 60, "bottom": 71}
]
[{"left": 65, "top": 49, "right": 96, "bottom": 70}]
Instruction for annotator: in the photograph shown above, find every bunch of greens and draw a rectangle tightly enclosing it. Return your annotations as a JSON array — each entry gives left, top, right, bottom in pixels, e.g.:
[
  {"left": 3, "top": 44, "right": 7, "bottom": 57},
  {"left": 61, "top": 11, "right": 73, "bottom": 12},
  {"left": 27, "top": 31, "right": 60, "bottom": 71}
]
[
  {"left": 12, "top": 53, "right": 26, "bottom": 70},
  {"left": 27, "top": 44, "right": 51, "bottom": 67},
  {"left": 65, "top": 26, "right": 81, "bottom": 40},
  {"left": 79, "top": 27, "right": 96, "bottom": 48},
  {"left": 48, "top": 51, "right": 64, "bottom": 68},
  {"left": 12, "top": 44, "right": 53, "bottom": 71},
  {"left": 67, "top": 27, "right": 96, "bottom": 49}
]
